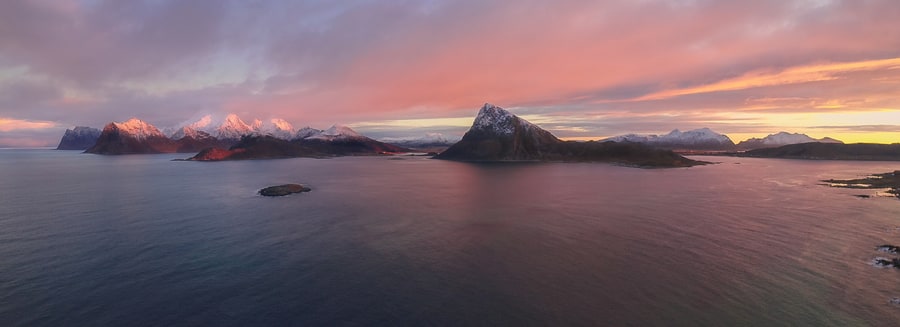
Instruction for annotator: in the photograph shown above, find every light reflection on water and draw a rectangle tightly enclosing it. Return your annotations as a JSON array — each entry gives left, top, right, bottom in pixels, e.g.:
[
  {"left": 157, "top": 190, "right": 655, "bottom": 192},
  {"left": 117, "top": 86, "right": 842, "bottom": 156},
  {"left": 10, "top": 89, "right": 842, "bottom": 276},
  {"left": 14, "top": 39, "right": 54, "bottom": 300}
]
[{"left": 1, "top": 150, "right": 899, "bottom": 326}]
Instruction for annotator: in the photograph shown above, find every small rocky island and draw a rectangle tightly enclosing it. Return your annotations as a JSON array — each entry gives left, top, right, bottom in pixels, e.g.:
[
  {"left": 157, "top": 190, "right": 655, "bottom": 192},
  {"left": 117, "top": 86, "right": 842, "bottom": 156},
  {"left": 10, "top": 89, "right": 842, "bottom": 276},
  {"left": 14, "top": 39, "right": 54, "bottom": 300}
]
[
  {"left": 259, "top": 184, "right": 311, "bottom": 197},
  {"left": 822, "top": 170, "right": 900, "bottom": 199}
]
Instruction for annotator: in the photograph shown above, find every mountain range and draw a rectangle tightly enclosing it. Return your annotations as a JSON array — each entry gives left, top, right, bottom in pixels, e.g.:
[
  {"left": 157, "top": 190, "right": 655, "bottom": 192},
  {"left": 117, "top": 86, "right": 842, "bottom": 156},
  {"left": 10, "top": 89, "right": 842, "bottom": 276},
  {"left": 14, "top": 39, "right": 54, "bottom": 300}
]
[
  {"left": 604, "top": 129, "right": 844, "bottom": 151},
  {"left": 59, "top": 110, "right": 851, "bottom": 156}
]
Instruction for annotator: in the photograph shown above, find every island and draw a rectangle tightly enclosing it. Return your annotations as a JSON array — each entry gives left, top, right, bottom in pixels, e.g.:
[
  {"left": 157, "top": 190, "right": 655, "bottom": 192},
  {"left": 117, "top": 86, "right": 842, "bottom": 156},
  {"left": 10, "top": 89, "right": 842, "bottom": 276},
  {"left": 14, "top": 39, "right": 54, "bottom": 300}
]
[
  {"left": 434, "top": 103, "right": 705, "bottom": 168},
  {"left": 259, "top": 184, "right": 312, "bottom": 197}
]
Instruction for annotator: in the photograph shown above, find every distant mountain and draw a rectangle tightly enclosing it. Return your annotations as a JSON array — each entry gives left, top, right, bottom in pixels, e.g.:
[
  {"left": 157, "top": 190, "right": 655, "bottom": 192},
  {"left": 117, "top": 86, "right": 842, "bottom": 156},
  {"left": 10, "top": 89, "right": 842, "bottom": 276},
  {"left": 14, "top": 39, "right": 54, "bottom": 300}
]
[
  {"left": 435, "top": 103, "right": 704, "bottom": 167},
  {"left": 738, "top": 143, "right": 900, "bottom": 161},
  {"left": 736, "top": 132, "right": 842, "bottom": 150},
  {"left": 56, "top": 126, "right": 101, "bottom": 150},
  {"left": 86, "top": 118, "right": 177, "bottom": 154},
  {"left": 381, "top": 133, "right": 459, "bottom": 151},
  {"left": 604, "top": 128, "right": 735, "bottom": 151},
  {"left": 188, "top": 125, "right": 411, "bottom": 161},
  {"left": 175, "top": 114, "right": 296, "bottom": 141}
]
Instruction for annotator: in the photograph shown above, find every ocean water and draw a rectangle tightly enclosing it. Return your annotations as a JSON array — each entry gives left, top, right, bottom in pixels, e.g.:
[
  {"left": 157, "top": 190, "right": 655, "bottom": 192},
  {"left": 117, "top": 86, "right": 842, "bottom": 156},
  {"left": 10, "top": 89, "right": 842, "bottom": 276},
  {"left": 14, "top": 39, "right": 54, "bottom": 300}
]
[{"left": 2, "top": 149, "right": 900, "bottom": 326}]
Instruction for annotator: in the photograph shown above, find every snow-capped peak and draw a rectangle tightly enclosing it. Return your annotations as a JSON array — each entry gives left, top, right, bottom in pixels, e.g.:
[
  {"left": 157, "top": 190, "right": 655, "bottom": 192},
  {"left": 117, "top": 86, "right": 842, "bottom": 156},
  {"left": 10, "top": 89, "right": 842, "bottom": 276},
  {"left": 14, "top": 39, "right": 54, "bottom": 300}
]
[
  {"left": 112, "top": 118, "right": 166, "bottom": 140},
  {"left": 187, "top": 115, "right": 214, "bottom": 131},
  {"left": 216, "top": 114, "right": 254, "bottom": 140},
  {"left": 269, "top": 119, "right": 294, "bottom": 132},
  {"left": 471, "top": 103, "right": 525, "bottom": 135}
]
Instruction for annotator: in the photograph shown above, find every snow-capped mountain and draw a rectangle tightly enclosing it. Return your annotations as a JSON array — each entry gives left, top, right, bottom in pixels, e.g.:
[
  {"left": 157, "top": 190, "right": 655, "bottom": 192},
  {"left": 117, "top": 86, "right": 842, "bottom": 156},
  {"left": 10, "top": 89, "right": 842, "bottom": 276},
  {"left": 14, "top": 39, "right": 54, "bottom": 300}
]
[
  {"left": 56, "top": 126, "right": 101, "bottom": 150},
  {"left": 605, "top": 128, "right": 735, "bottom": 150},
  {"left": 736, "top": 132, "right": 843, "bottom": 150},
  {"left": 215, "top": 114, "right": 255, "bottom": 140},
  {"left": 470, "top": 103, "right": 537, "bottom": 136},
  {"left": 306, "top": 125, "right": 365, "bottom": 141},
  {"left": 436, "top": 103, "right": 561, "bottom": 160},
  {"left": 112, "top": 118, "right": 168, "bottom": 140}
]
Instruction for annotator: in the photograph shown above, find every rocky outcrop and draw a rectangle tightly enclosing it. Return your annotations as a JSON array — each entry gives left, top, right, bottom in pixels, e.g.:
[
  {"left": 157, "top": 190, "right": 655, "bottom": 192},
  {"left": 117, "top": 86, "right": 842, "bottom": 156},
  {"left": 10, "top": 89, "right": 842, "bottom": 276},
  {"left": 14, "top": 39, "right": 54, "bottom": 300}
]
[
  {"left": 56, "top": 126, "right": 101, "bottom": 150},
  {"left": 435, "top": 103, "right": 705, "bottom": 167},
  {"left": 259, "top": 184, "right": 312, "bottom": 196}
]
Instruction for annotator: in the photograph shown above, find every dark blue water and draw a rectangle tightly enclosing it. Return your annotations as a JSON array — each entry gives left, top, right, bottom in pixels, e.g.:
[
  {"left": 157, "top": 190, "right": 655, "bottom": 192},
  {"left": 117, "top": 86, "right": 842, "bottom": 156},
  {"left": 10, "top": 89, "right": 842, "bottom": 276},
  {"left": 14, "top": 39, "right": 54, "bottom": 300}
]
[{"left": 2, "top": 149, "right": 900, "bottom": 326}]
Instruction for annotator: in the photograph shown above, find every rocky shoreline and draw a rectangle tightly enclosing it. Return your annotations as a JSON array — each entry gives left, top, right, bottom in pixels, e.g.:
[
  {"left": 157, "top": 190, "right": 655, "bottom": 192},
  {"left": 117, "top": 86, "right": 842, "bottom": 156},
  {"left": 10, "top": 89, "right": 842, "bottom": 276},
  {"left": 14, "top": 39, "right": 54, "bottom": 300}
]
[{"left": 822, "top": 170, "right": 900, "bottom": 199}]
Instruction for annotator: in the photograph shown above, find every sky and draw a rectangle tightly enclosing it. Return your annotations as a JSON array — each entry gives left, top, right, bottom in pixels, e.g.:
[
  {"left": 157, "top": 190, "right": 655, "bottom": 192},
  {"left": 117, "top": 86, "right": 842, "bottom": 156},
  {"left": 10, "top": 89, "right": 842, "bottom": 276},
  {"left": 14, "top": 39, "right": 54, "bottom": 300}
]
[{"left": 1, "top": 0, "right": 899, "bottom": 147}]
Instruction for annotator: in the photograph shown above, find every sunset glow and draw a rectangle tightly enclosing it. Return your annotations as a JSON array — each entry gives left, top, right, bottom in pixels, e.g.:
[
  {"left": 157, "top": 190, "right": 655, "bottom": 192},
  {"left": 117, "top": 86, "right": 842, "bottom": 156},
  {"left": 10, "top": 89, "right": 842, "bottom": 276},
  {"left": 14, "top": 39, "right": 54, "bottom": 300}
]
[{"left": 1, "top": 0, "right": 899, "bottom": 146}]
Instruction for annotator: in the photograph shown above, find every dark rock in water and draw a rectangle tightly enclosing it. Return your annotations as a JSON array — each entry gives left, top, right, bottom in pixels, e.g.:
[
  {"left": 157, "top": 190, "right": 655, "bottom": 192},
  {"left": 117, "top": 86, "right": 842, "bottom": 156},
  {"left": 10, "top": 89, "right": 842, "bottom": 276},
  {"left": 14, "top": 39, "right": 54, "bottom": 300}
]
[
  {"left": 890, "top": 297, "right": 900, "bottom": 305},
  {"left": 57, "top": 126, "right": 101, "bottom": 150},
  {"left": 877, "top": 245, "right": 900, "bottom": 254},
  {"left": 854, "top": 194, "right": 871, "bottom": 198},
  {"left": 259, "top": 184, "right": 311, "bottom": 197},
  {"left": 871, "top": 257, "right": 900, "bottom": 268}
]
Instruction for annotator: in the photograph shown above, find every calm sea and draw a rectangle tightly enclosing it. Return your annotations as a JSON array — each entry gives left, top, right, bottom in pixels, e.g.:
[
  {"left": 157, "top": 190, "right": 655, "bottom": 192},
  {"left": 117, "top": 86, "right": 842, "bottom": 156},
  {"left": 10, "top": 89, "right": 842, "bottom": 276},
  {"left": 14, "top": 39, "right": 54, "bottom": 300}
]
[{"left": 1, "top": 149, "right": 900, "bottom": 326}]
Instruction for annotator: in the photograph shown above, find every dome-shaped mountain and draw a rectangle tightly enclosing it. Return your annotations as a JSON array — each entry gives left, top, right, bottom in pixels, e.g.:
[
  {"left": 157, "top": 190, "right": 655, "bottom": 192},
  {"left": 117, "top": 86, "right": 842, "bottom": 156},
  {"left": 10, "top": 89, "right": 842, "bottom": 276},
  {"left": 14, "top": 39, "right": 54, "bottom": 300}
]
[
  {"left": 436, "top": 103, "right": 703, "bottom": 167},
  {"left": 736, "top": 132, "right": 843, "bottom": 150},
  {"left": 605, "top": 128, "right": 735, "bottom": 151}
]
